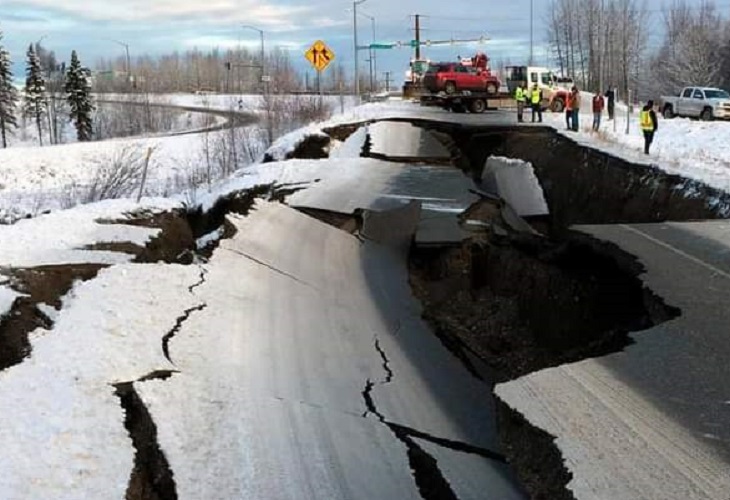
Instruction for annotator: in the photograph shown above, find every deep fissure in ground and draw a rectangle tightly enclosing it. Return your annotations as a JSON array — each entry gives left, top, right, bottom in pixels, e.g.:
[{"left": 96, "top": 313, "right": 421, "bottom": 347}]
[
  {"left": 114, "top": 381, "right": 177, "bottom": 500},
  {"left": 4, "top": 120, "right": 727, "bottom": 499},
  {"left": 399, "top": 122, "right": 707, "bottom": 500},
  {"left": 271, "top": 121, "right": 728, "bottom": 499}
]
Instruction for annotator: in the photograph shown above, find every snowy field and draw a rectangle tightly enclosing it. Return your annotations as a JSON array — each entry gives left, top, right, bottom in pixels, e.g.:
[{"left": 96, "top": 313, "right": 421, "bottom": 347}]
[
  {"left": 542, "top": 92, "right": 730, "bottom": 192},
  {"left": 0, "top": 94, "right": 358, "bottom": 222},
  {"left": 2, "top": 93, "right": 730, "bottom": 224}
]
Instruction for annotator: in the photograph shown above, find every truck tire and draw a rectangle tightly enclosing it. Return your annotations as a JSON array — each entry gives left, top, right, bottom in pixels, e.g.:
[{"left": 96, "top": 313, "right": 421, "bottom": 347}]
[
  {"left": 550, "top": 97, "right": 565, "bottom": 113},
  {"left": 700, "top": 107, "right": 714, "bottom": 121},
  {"left": 485, "top": 83, "right": 498, "bottom": 96},
  {"left": 470, "top": 99, "right": 487, "bottom": 113},
  {"left": 444, "top": 81, "right": 457, "bottom": 95},
  {"left": 663, "top": 105, "right": 674, "bottom": 119}
]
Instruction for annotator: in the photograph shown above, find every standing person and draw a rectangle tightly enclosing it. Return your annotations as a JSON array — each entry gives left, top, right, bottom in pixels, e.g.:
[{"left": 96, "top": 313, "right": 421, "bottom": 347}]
[
  {"left": 564, "top": 90, "right": 574, "bottom": 130},
  {"left": 592, "top": 91, "right": 605, "bottom": 131},
  {"left": 515, "top": 84, "right": 526, "bottom": 123},
  {"left": 571, "top": 87, "right": 581, "bottom": 131},
  {"left": 530, "top": 84, "right": 543, "bottom": 123},
  {"left": 605, "top": 87, "right": 615, "bottom": 120},
  {"left": 640, "top": 100, "right": 658, "bottom": 155}
]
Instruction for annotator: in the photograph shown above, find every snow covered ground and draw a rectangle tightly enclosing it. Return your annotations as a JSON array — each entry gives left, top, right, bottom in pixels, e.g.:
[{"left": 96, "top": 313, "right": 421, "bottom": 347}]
[
  {"left": 0, "top": 263, "right": 203, "bottom": 500},
  {"left": 543, "top": 92, "right": 730, "bottom": 192},
  {"left": 0, "top": 286, "right": 22, "bottom": 320},
  {"left": 0, "top": 198, "right": 181, "bottom": 267},
  {"left": 0, "top": 93, "right": 361, "bottom": 222}
]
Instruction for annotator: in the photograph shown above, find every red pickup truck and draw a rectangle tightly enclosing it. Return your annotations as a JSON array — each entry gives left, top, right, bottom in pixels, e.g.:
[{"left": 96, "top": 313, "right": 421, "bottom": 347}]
[{"left": 422, "top": 63, "right": 501, "bottom": 96}]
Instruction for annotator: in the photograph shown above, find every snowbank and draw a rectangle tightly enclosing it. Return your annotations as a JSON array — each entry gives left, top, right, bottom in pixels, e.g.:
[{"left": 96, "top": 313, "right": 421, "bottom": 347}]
[
  {"left": 0, "top": 286, "right": 22, "bottom": 320},
  {"left": 545, "top": 92, "right": 730, "bottom": 193},
  {"left": 0, "top": 263, "right": 202, "bottom": 500},
  {"left": 0, "top": 198, "right": 181, "bottom": 267}
]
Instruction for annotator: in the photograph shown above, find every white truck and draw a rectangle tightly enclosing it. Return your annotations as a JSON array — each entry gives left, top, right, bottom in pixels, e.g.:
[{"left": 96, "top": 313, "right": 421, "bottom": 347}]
[
  {"left": 504, "top": 66, "right": 574, "bottom": 112},
  {"left": 661, "top": 86, "right": 730, "bottom": 121}
]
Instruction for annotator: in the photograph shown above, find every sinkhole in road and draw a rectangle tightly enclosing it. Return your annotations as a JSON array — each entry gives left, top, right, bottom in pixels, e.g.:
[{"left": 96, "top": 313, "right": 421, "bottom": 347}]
[
  {"left": 399, "top": 121, "right": 730, "bottom": 500},
  {"left": 253, "top": 121, "right": 730, "bottom": 499},
  {"left": 426, "top": 122, "right": 730, "bottom": 229},
  {"left": 409, "top": 229, "right": 682, "bottom": 499}
]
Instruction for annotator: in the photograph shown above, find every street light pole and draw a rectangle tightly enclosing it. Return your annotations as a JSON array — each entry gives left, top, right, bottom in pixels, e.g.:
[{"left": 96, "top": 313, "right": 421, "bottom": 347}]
[
  {"left": 360, "top": 12, "right": 377, "bottom": 92},
  {"left": 371, "top": 16, "right": 377, "bottom": 92},
  {"left": 241, "top": 25, "right": 265, "bottom": 94},
  {"left": 353, "top": 0, "right": 367, "bottom": 97}
]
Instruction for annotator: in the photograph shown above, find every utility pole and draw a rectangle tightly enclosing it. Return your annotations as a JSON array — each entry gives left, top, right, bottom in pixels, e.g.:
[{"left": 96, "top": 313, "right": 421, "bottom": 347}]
[
  {"left": 367, "top": 54, "right": 373, "bottom": 92},
  {"left": 529, "top": 0, "right": 534, "bottom": 65},
  {"left": 383, "top": 71, "right": 392, "bottom": 92},
  {"left": 353, "top": 0, "right": 367, "bottom": 97},
  {"left": 242, "top": 25, "right": 265, "bottom": 94},
  {"left": 360, "top": 12, "right": 377, "bottom": 92},
  {"left": 598, "top": 0, "right": 605, "bottom": 93},
  {"left": 370, "top": 15, "right": 377, "bottom": 91},
  {"left": 415, "top": 14, "right": 421, "bottom": 60}
]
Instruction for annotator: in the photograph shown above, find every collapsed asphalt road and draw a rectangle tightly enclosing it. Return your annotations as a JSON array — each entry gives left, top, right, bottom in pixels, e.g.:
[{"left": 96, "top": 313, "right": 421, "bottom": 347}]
[{"left": 2, "top": 106, "right": 730, "bottom": 500}]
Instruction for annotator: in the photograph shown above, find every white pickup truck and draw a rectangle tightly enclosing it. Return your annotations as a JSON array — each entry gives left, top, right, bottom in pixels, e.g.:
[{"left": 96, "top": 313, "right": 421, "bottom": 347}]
[{"left": 661, "top": 86, "right": 730, "bottom": 121}]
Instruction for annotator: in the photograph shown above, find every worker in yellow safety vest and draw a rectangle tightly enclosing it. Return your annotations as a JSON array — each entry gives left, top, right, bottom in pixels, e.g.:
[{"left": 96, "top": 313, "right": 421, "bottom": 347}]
[
  {"left": 640, "top": 100, "right": 658, "bottom": 155},
  {"left": 530, "top": 84, "right": 543, "bottom": 123},
  {"left": 515, "top": 85, "right": 527, "bottom": 123}
]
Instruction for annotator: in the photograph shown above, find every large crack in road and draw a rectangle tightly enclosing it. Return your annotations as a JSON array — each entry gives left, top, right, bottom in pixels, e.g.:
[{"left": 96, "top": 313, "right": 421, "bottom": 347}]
[
  {"left": 284, "top": 119, "right": 721, "bottom": 498},
  {"left": 362, "top": 336, "right": 507, "bottom": 500}
]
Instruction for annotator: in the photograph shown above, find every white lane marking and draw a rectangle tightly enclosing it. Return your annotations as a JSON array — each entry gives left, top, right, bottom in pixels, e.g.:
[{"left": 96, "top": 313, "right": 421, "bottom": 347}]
[{"left": 619, "top": 224, "right": 730, "bottom": 280}]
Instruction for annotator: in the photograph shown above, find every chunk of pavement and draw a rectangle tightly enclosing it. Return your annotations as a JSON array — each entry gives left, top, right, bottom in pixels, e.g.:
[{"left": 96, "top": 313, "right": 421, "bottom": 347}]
[
  {"left": 482, "top": 156, "right": 549, "bottom": 217},
  {"left": 415, "top": 209, "right": 471, "bottom": 247},
  {"left": 501, "top": 203, "right": 538, "bottom": 235},
  {"left": 361, "top": 201, "right": 422, "bottom": 254},
  {"left": 369, "top": 121, "right": 451, "bottom": 161},
  {"left": 330, "top": 126, "right": 368, "bottom": 159}
]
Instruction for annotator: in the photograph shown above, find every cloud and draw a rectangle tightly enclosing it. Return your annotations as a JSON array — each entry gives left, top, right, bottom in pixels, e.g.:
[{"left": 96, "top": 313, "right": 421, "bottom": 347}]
[
  {"left": 0, "top": 12, "right": 50, "bottom": 23},
  {"left": 11, "top": 0, "right": 312, "bottom": 27}
]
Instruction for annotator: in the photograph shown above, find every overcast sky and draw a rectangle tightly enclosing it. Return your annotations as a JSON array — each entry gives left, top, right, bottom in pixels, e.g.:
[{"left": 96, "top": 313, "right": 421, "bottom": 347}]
[{"left": 0, "top": 0, "right": 717, "bottom": 84}]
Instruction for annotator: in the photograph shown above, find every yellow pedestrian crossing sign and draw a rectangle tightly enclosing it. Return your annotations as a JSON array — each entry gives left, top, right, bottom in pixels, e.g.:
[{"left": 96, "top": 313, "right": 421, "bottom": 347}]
[{"left": 305, "top": 40, "right": 335, "bottom": 72}]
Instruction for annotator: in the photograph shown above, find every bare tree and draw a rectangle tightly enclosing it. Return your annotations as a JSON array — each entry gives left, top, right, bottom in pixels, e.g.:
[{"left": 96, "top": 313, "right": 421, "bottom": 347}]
[
  {"left": 721, "top": 30, "right": 730, "bottom": 89},
  {"left": 650, "top": 0, "right": 725, "bottom": 96},
  {"left": 548, "top": 0, "right": 648, "bottom": 97}
]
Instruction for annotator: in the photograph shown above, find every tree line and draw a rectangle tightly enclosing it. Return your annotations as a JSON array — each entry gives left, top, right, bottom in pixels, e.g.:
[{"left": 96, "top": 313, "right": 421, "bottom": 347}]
[
  {"left": 547, "top": 0, "right": 730, "bottom": 101},
  {"left": 93, "top": 47, "right": 354, "bottom": 94},
  {"left": 0, "top": 27, "right": 94, "bottom": 147}
]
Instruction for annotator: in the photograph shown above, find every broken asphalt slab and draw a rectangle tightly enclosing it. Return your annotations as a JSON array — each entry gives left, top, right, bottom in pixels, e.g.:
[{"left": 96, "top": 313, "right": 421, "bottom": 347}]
[{"left": 136, "top": 201, "right": 523, "bottom": 499}]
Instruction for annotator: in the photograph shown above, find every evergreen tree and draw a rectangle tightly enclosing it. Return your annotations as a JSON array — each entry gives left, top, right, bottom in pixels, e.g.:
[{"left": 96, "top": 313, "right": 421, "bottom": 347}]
[
  {"left": 23, "top": 44, "right": 46, "bottom": 146},
  {"left": 65, "top": 50, "right": 94, "bottom": 142},
  {"left": 0, "top": 29, "right": 19, "bottom": 148}
]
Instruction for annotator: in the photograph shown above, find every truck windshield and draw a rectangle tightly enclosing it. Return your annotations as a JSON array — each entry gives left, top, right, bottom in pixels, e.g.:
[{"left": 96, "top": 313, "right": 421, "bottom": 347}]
[{"left": 704, "top": 90, "right": 730, "bottom": 99}]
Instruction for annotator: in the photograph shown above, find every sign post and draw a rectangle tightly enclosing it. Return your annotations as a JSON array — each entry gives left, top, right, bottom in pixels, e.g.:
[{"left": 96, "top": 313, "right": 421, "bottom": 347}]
[{"left": 305, "top": 40, "right": 335, "bottom": 106}]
